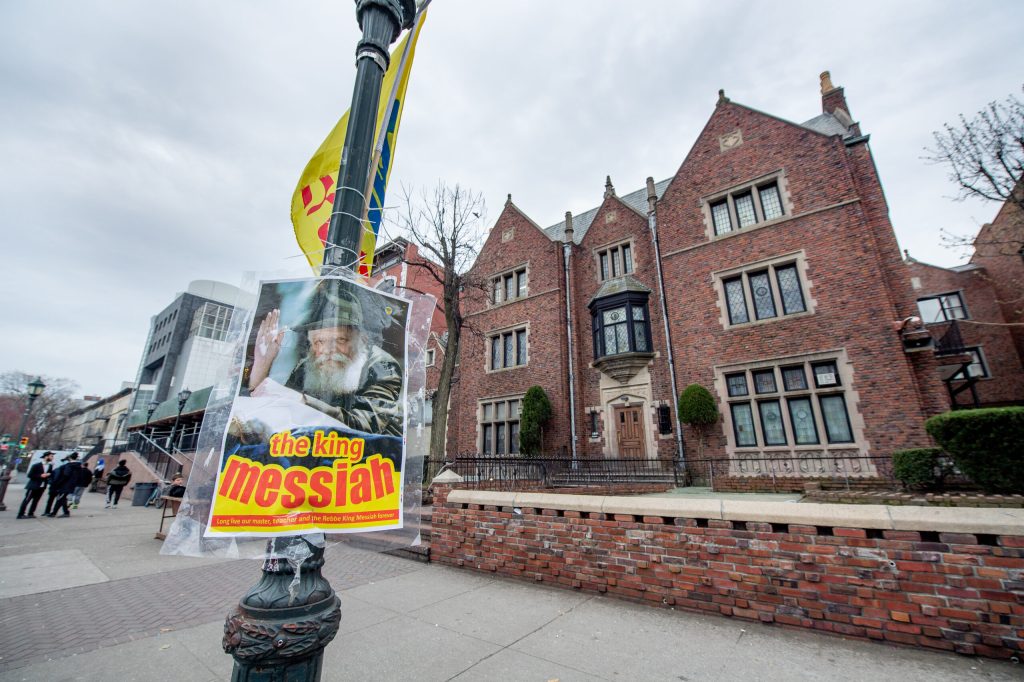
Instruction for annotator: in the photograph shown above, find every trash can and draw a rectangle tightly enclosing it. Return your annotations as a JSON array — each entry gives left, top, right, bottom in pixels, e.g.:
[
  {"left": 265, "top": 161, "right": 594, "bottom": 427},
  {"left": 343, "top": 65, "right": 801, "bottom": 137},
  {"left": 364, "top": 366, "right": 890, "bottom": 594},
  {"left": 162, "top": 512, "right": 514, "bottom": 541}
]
[{"left": 132, "top": 482, "right": 159, "bottom": 506}]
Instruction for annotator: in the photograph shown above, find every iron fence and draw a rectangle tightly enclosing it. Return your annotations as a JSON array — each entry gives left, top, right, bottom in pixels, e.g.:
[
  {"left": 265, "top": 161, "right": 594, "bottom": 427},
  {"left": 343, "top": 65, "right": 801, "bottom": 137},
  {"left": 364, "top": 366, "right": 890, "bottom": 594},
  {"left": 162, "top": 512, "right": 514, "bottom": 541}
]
[
  {"left": 426, "top": 454, "right": 683, "bottom": 491},
  {"left": 425, "top": 452, "right": 902, "bottom": 493}
]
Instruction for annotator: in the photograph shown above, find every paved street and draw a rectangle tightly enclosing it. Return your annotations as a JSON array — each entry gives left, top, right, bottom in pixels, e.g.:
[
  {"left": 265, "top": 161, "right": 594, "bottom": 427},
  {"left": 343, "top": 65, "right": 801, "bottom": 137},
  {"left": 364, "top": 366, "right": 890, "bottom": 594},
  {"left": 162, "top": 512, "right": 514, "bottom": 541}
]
[{"left": 0, "top": 480, "right": 1020, "bottom": 681}]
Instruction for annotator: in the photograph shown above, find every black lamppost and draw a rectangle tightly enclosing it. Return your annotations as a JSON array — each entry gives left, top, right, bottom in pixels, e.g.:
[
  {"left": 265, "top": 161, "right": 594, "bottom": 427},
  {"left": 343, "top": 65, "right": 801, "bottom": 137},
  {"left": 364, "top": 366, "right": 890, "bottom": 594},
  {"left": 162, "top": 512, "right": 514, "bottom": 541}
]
[
  {"left": 144, "top": 400, "right": 159, "bottom": 438},
  {"left": 0, "top": 377, "right": 46, "bottom": 512},
  {"left": 222, "top": 2, "right": 416, "bottom": 679},
  {"left": 168, "top": 389, "right": 191, "bottom": 452}
]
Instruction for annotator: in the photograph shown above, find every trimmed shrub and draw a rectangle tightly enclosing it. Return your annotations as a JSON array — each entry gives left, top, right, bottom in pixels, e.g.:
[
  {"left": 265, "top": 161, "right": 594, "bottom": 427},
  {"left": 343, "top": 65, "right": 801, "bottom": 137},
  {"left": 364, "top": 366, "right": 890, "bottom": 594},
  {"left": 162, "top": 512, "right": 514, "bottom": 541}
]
[
  {"left": 519, "top": 386, "right": 553, "bottom": 456},
  {"left": 892, "top": 447, "right": 947, "bottom": 490},
  {"left": 678, "top": 384, "right": 719, "bottom": 459},
  {"left": 925, "top": 407, "right": 1024, "bottom": 493}
]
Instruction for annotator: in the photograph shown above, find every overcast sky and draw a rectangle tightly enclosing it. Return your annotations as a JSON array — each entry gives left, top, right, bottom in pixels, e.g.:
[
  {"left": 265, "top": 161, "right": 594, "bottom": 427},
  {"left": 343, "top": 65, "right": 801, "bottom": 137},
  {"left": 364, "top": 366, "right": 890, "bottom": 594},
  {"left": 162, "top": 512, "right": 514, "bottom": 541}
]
[{"left": 1, "top": 1, "right": 1021, "bottom": 397}]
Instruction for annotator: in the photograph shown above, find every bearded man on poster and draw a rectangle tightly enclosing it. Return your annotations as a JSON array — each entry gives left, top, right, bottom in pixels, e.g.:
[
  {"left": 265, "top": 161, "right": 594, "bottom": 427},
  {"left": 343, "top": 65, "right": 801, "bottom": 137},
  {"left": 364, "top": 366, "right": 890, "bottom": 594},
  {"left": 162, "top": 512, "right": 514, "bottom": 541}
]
[{"left": 247, "top": 280, "right": 403, "bottom": 437}]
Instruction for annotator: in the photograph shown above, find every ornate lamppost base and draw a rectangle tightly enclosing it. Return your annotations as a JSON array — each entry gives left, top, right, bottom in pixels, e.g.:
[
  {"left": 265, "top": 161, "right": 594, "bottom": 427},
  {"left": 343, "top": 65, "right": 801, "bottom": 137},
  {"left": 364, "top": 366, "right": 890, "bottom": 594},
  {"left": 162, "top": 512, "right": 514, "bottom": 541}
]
[{"left": 223, "top": 538, "right": 341, "bottom": 682}]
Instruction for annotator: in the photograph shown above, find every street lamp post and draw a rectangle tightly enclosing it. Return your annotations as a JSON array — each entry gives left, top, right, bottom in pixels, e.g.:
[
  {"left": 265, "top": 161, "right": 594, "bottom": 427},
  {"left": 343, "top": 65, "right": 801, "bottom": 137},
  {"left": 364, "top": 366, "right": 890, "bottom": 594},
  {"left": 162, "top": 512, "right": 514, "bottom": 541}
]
[
  {"left": 0, "top": 377, "right": 46, "bottom": 512},
  {"left": 222, "top": 2, "right": 415, "bottom": 680},
  {"left": 168, "top": 389, "right": 191, "bottom": 452}
]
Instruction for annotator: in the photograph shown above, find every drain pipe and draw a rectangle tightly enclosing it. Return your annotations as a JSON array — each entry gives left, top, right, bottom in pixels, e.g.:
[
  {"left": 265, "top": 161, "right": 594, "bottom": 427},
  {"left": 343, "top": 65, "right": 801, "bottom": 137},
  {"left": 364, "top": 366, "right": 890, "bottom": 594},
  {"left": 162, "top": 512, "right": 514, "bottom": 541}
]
[
  {"left": 563, "top": 211, "right": 579, "bottom": 464},
  {"left": 646, "top": 177, "right": 686, "bottom": 471}
]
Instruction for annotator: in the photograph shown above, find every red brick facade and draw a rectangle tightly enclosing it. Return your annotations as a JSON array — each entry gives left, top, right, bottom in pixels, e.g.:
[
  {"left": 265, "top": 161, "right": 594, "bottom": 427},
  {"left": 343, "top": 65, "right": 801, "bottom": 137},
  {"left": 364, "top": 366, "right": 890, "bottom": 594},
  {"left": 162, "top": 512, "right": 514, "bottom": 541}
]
[
  {"left": 448, "top": 77, "right": 968, "bottom": 489},
  {"left": 905, "top": 257, "right": 1024, "bottom": 407}
]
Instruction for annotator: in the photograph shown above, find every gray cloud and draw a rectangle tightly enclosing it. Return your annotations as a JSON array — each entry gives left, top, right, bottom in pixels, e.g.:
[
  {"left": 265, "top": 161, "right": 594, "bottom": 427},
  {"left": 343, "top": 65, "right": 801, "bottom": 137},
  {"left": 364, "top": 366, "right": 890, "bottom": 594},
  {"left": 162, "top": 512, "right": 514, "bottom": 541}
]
[{"left": 1, "top": 0, "right": 1021, "bottom": 395}]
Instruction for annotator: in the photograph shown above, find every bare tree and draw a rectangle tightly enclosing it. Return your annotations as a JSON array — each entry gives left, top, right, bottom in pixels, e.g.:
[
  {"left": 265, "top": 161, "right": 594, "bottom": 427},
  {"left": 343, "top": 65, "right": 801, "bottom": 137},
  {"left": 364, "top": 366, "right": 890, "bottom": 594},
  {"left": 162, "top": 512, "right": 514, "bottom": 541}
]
[
  {"left": 0, "top": 371, "right": 80, "bottom": 449},
  {"left": 394, "top": 182, "right": 487, "bottom": 478},
  {"left": 927, "top": 88, "right": 1024, "bottom": 215}
]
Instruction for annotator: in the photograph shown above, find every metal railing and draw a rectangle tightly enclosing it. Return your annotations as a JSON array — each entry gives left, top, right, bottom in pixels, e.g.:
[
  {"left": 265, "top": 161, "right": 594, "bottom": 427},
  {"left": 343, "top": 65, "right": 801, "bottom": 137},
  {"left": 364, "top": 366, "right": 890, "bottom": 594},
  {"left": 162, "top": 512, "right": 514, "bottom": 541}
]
[
  {"left": 934, "top": 320, "right": 967, "bottom": 356},
  {"left": 111, "top": 432, "right": 184, "bottom": 481},
  {"left": 427, "top": 454, "right": 683, "bottom": 491}
]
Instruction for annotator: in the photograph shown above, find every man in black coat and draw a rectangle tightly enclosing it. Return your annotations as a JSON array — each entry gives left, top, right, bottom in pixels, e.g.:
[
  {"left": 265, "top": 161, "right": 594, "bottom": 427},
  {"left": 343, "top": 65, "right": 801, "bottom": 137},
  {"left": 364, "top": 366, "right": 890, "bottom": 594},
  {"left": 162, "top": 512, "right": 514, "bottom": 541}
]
[
  {"left": 17, "top": 451, "right": 54, "bottom": 519},
  {"left": 44, "top": 452, "right": 81, "bottom": 518}
]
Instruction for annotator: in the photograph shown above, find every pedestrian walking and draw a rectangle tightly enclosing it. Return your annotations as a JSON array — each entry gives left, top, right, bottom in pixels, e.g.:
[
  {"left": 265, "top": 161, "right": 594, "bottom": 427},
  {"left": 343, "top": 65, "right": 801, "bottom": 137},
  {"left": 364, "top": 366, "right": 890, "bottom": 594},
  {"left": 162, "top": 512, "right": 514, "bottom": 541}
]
[
  {"left": 105, "top": 459, "right": 132, "bottom": 509},
  {"left": 45, "top": 452, "right": 82, "bottom": 517},
  {"left": 70, "top": 463, "right": 93, "bottom": 509},
  {"left": 43, "top": 453, "right": 73, "bottom": 516},
  {"left": 17, "top": 451, "right": 54, "bottom": 519}
]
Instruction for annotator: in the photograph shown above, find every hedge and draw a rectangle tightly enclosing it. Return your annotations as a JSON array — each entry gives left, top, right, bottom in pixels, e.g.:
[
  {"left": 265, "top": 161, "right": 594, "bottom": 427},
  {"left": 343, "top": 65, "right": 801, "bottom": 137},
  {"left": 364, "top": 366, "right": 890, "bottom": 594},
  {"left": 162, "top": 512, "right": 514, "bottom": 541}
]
[
  {"left": 892, "top": 447, "right": 948, "bottom": 490},
  {"left": 924, "top": 407, "right": 1024, "bottom": 493}
]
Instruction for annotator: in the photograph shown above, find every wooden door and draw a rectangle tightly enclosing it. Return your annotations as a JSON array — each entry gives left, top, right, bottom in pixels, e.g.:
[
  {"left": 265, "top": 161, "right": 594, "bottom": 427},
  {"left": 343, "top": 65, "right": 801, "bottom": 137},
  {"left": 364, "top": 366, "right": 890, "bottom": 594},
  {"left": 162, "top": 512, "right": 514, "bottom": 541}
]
[{"left": 615, "top": 406, "right": 646, "bottom": 458}]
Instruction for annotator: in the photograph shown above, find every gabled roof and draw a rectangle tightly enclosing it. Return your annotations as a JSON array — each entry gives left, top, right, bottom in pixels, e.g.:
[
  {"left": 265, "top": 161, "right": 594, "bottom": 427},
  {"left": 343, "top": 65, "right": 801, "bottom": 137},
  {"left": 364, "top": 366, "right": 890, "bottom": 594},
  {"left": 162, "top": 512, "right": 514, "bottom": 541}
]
[
  {"left": 536, "top": 99, "right": 854, "bottom": 246},
  {"left": 543, "top": 177, "right": 672, "bottom": 244}
]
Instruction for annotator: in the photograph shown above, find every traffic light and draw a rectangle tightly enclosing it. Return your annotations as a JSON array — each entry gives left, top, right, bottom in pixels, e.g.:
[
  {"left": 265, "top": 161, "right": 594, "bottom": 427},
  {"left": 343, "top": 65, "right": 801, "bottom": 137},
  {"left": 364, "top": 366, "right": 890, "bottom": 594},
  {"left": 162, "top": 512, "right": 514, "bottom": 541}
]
[{"left": 19, "top": 437, "right": 29, "bottom": 449}]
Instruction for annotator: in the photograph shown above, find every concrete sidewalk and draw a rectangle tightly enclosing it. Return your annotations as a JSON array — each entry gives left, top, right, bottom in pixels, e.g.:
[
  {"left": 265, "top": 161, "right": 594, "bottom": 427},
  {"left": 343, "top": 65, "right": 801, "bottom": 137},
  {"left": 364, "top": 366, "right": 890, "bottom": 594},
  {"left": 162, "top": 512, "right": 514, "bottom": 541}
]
[{"left": 0, "top": 481, "right": 1019, "bottom": 681}]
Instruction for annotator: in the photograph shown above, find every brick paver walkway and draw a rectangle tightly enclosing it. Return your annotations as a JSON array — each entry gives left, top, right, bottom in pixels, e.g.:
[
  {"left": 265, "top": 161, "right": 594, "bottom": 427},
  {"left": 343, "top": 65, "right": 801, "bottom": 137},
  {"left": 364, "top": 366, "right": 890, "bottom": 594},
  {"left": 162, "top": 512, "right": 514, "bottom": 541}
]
[{"left": 0, "top": 541, "right": 422, "bottom": 674}]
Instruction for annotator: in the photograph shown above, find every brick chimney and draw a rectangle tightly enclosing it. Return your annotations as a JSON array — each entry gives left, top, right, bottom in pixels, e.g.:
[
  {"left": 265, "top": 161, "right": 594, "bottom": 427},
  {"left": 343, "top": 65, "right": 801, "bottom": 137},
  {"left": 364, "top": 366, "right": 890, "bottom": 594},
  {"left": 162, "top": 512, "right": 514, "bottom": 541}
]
[
  {"left": 564, "top": 211, "right": 574, "bottom": 244},
  {"left": 820, "top": 71, "right": 852, "bottom": 119}
]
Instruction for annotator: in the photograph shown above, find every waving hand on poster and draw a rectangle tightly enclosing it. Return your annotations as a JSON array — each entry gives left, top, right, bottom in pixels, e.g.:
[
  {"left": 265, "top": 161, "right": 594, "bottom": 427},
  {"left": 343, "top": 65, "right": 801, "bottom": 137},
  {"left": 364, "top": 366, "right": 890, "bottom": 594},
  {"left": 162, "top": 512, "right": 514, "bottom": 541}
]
[{"left": 246, "top": 280, "right": 403, "bottom": 436}]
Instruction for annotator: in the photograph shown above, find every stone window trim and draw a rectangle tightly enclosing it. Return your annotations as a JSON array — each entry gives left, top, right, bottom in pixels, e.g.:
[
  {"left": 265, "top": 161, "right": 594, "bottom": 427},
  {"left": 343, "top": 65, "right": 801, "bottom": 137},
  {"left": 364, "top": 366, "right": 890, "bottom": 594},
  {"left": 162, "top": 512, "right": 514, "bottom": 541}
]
[
  {"left": 712, "top": 348, "right": 870, "bottom": 462},
  {"left": 712, "top": 250, "right": 816, "bottom": 330},
  {"left": 489, "top": 263, "right": 530, "bottom": 307},
  {"left": 700, "top": 170, "right": 794, "bottom": 241},
  {"left": 594, "top": 240, "right": 636, "bottom": 282},
  {"left": 477, "top": 395, "right": 523, "bottom": 456},
  {"left": 425, "top": 348, "right": 435, "bottom": 367},
  {"left": 485, "top": 323, "right": 529, "bottom": 373}
]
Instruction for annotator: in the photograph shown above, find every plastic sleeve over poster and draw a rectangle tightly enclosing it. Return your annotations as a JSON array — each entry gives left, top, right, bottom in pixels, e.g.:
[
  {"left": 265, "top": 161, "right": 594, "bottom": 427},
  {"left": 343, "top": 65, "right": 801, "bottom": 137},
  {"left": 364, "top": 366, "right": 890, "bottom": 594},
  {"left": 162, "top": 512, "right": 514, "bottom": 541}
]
[{"left": 203, "top": 276, "right": 413, "bottom": 537}]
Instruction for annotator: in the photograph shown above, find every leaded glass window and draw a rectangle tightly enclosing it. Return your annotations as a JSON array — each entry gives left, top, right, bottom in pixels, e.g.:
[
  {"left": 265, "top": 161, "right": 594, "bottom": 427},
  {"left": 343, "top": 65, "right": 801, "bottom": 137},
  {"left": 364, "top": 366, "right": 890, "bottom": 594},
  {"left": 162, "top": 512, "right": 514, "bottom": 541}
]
[
  {"left": 516, "top": 329, "right": 527, "bottom": 365},
  {"left": 623, "top": 245, "right": 633, "bottom": 273},
  {"left": 491, "top": 337, "right": 501, "bottom": 370},
  {"left": 592, "top": 294, "right": 650, "bottom": 358},
  {"left": 820, "top": 395, "right": 853, "bottom": 443},
  {"left": 632, "top": 306, "right": 648, "bottom": 351},
  {"left": 492, "top": 278, "right": 502, "bottom": 304},
  {"left": 753, "top": 369, "right": 777, "bottom": 394},
  {"left": 759, "top": 183, "right": 783, "bottom": 220},
  {"left": 787, "top": 397, "right": 818, "bottom": 444},
  {"left": 781, "top": 366, "right": 807, "bottom": 391},
  {"left": 758, "top": 400, "right": 786, "bottom": 445},
  {"left": 517, "top": 270, "right": 527, "bottom": 297},
  {"left": 776, "top": 265, "right": 806, "bottom": 314},
  {"left": 482, "top": 424, "right": 493, "bottom": 454},
  {"left": 711, "top": 200, "right": 732, "bottom": 235},
  {"left": 748, "top": 271, "right": 777, "bottom": 320},
  {"left": 504, "top": 275, "right": 515, "bottom": 302},
  {"left": 726, "top": 373, "right": 749, "bottom": 397},
  {"left": 503, "top": 333, "right": 514, "bottom": 367},
  {"left": 724, "top": 277, "right": 749, "bottom": 324},
  {"left": 481, "top": 398, "right": 522, "bottom": 454},
  {"left": 731, "top": 403, "right": 757, "bottom": 447},
  {"left": 812, "top": 361, "right": 840, "bottom": 387},
  {"left": 600, "top": 252, "right": 609, "bottom": 280},
  {"left": 734, "top": 192, "right": 756, "bottom": 228},
  {"left": 611, "top": 250, "right": 621, "bottom": 277}
]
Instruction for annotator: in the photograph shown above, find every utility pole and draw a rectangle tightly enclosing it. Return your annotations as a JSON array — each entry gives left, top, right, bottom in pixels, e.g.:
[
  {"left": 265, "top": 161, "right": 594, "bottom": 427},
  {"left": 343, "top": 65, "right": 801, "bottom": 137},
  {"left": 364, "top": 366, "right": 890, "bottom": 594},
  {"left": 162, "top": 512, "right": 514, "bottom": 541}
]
[{"left": 222, "top": 2, "right": 416, "bottom": 680}]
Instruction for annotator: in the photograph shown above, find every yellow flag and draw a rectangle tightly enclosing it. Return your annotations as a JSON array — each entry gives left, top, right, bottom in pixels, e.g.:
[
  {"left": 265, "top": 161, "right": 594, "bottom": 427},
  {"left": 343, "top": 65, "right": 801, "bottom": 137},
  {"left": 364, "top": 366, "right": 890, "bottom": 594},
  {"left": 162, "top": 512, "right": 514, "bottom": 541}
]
[{"left": 291, "top": 11, "right": 427, "bottom": 274}]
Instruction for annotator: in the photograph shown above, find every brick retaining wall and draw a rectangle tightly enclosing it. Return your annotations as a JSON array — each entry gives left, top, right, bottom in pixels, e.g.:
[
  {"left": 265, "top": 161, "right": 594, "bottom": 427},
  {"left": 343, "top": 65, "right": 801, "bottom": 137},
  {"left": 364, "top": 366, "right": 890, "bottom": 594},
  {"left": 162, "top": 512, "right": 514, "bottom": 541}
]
[{"left": 431, "top": 485, "right": 1024, "bottom": 659}]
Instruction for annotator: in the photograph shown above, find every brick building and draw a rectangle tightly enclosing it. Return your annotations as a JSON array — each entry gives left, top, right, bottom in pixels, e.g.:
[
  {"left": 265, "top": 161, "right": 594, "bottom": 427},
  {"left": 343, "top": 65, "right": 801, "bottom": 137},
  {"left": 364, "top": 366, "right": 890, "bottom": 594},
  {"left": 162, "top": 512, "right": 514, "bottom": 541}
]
[
  {"left": 903, "top": 188, "right": 1024, "bottom": 408},
  {"left": 369, "top": 238, "right": 448, "bottom": 434},
  {"left": 448, "top": 72, "right": 963, "bottom": 490}
]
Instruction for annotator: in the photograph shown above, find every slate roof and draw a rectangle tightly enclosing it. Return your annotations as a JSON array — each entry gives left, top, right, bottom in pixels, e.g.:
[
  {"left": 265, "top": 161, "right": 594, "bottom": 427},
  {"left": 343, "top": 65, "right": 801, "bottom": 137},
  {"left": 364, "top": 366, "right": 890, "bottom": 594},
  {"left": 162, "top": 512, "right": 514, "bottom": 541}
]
[
  {"left": 801, "top": 112, "right": 855, "bottom": 139},
  {"left": 542, "top": 177, "right": 672, "bottom": 245}
]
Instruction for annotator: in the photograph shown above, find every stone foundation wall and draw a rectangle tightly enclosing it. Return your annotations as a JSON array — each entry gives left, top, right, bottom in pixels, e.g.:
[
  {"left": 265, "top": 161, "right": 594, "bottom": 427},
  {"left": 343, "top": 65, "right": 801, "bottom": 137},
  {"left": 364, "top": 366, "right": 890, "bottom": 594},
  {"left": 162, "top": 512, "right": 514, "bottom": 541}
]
[{"left": 431, "top": 485, "right": 1024, "bottom": 659}]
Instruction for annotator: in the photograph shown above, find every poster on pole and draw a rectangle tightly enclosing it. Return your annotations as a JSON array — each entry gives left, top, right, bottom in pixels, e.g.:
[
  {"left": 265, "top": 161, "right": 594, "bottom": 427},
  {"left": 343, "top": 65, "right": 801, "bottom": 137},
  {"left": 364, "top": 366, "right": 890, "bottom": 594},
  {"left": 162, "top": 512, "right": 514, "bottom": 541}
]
[{"left": 205, "top": 276, "right": 409, "bottom": 537}]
